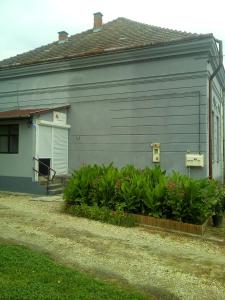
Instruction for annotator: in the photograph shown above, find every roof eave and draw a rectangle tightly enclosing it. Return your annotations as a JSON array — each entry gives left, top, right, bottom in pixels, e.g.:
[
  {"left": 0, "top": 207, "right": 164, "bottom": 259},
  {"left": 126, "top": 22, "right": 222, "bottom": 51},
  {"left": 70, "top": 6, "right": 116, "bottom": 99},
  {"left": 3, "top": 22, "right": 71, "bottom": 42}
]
[
  {"left": 0, "top": 105, "right": 70, "bottom": 121},
  {"left": 0, "top": 34, "right": 214, "bottom": 71}
]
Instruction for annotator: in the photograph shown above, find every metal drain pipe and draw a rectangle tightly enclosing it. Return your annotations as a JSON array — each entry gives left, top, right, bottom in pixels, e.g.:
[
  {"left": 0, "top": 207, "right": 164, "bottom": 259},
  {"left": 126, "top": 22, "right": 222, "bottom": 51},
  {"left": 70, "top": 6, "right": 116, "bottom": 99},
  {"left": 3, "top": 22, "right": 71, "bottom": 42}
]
[
  {"left": 208, "top": 39, "right": 223, "bottom": 179},
  {"left": 222, "top": 86, "right": 225, "bottom": 184}
]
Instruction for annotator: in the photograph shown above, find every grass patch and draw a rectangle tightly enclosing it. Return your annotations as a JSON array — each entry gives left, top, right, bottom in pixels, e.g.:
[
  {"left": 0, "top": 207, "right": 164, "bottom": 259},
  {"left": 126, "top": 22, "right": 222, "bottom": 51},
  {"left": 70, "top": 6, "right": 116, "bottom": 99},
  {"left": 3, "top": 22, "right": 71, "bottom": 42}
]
[
  {"left": 0, "top": 244, "right": 145, "bottom": 300},
  {"left": 63, "top": 204, "right": 137, "bottom": 227}
]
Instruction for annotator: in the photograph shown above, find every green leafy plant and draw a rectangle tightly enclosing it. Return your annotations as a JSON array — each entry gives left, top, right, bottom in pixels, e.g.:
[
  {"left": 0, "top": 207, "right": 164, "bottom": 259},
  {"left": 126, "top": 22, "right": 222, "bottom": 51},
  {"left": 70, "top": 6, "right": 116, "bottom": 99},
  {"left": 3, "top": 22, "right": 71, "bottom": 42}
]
[
  {"left": 213, "top": 185, "right": 225, "bottom": 217},
  {"left": 118, "top": 173, "right": 144, "bottom": 213},
  {"left": 64, "top": 164, "right": 102, "bottom": 206},
  {"left": 64, "top": 164, "right": 222, "bottom": 226},
  {"left": 93, "top": 164, "right": 120, "bottom": 209},
  {"left": 142, "top": 166, "right": 166, "bottom": 187},
  {"left": 165, "top": 173, "right": 219, "bottom": 224},
  {"left": 139, "top": 166, "right": 167, "bottom": 217},
  {"left": 63, "top": 204, "right": 136, "bottom": 227}
]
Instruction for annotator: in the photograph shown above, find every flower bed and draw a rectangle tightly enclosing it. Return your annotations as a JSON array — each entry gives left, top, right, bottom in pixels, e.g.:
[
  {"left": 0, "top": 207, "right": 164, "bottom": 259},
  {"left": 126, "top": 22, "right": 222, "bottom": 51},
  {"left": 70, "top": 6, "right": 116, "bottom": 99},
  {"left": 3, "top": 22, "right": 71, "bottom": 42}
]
[{"left": 64, "top": 164, "right": 225, "bottom": 229}]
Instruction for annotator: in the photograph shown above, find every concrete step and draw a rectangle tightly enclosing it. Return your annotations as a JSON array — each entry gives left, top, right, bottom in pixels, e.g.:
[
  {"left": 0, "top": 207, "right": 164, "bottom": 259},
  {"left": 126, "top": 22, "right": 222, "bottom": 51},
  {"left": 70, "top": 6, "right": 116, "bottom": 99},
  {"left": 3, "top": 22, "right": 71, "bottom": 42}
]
[
  {"left": 39, "top": 179, "right": 65, "bottom": 186},
  {"left": 48, "top": 181, "right": 64, "bottom": 195},
  {"left": 52, "top": 177, "right": 64, "bottom": 184},
  {"left": 38, "top": 176, "right": 48, "bottom": 185},
  {"left": 38, "top": 182, "right": 65, "bottom": 195},
  {"left": 48, "top": 187, "right": 64, "bottom": 195},
  {"left": 37, "top": 174, "right": 71, "bottom": 194},
  {"left": 48, "top": 182, "right": 63, "bottom": 189}
]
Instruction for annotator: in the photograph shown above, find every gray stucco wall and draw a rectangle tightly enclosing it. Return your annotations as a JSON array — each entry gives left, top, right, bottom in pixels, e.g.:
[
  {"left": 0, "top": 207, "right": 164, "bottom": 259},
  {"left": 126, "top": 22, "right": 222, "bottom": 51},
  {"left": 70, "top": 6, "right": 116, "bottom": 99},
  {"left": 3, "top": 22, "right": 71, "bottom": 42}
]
[
  {"left": 0, "top": 176, "right": 47, "bottom": 194},
  {"left": 67, "top": 55, "right": 208, "bottom": 178},
  {"left": 0, "top": 39, "right": 220, "bottom": 184},
  {"left": 0, "top": 119, "right": 34, "bottom": 177}
]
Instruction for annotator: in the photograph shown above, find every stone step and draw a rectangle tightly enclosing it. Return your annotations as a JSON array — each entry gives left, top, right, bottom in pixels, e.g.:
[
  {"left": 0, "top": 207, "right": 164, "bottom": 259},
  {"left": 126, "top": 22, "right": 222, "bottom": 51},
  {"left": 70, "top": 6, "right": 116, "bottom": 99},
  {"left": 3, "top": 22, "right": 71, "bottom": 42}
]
[
  {"left": 39, "top": 178, "right": 68, "bottom": 186},
  {"left": 37, "top": 174, "right": 71, "bottom": 195},
  {"left": 48, "top": 187, "right": 64, "bottom": 195},
  {"left": 52, "top": 177, "right": 64, "bottom": 184},
  {"left": 48, "top": 182, "right": 63, "bottom": 189}
]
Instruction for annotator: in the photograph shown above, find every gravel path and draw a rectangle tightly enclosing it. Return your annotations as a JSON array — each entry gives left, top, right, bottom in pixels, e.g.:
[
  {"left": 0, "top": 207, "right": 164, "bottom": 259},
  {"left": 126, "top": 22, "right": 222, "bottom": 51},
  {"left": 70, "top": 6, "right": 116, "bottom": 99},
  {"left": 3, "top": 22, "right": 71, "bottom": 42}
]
[{"left": 0, "top": 192, "right": 225, "bottom": 300}]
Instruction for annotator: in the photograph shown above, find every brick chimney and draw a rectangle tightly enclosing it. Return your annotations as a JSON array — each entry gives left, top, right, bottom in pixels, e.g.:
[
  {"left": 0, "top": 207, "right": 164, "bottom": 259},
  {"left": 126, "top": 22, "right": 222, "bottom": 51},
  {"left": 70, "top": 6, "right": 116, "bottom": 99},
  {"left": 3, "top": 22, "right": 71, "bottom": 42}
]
[
  {"left": 58, "top": 31, "right": 68, "bottom": 43},
  {"left": 93, "top": 12, "right": 103, "bottom": 32}
]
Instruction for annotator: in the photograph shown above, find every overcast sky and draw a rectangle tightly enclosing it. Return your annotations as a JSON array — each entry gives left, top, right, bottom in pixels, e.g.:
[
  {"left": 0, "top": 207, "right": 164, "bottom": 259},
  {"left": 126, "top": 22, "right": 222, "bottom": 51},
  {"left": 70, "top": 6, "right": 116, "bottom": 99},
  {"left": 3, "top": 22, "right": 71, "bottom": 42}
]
[{"left": 0, "top": 0, "right": 225, "bottom": 61}]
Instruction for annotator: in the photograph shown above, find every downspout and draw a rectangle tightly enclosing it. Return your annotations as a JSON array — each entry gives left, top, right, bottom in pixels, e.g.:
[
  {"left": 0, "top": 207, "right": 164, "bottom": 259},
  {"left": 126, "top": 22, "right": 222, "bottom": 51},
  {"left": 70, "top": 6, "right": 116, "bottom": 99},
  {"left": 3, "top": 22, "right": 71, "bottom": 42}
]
[
  {"left": 222, "top": 86, "right": 225, "bottom": 183},
  {"left": 208, "top": 39, "right": 223, "bottom": 179}
]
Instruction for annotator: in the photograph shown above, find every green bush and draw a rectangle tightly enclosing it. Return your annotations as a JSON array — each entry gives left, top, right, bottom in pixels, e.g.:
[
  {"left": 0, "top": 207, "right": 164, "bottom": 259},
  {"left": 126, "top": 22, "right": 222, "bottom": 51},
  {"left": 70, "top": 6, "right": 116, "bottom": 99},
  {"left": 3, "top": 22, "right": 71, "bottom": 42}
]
[
  {"left": 142, "top": 167, "right": 168, "bottom": 218},
  {"left": 165, "top": 173, "right": 218, "bottom": 224},
  {"left": 118, "top": 166, "right": 144, "bottom": 213},
  {"left": 62, "top": 203, "right": 136, "bottom": 227},
  {"left": 64, "top": 164, "right": 223, "bottom": 225},
  {"left": 64, "top": 164, "right": 101, "bottom": 206},
  {"left": 93, "top": 164, "right": 121, "bottom": 209},
  {"left": 213, "top": 185, "right": 225, "bottom": 216}
]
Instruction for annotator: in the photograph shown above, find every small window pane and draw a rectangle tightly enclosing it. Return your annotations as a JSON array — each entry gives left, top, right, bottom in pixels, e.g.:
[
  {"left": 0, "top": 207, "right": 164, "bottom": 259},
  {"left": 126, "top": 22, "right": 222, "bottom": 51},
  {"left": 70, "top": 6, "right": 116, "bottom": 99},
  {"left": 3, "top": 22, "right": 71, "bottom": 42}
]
[
  {"left": 0, "top": 136, "right": 8, "bottom": 152},
  {"left": 0, "top": 126, "right": 8, "bottom": 135},
  {"left": 9, "top": 136, "right": 18, "bottom": 153},
  {"left": 10, "top": 125, "right": 19, "bottom": 134}
]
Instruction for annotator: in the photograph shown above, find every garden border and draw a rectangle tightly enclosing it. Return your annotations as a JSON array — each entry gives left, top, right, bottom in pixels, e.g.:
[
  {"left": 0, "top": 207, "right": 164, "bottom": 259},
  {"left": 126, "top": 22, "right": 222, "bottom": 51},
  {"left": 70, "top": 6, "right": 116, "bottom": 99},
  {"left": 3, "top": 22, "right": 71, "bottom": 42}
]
[{"left": 128, "top": 213, "right": 208, "bottom": 236}]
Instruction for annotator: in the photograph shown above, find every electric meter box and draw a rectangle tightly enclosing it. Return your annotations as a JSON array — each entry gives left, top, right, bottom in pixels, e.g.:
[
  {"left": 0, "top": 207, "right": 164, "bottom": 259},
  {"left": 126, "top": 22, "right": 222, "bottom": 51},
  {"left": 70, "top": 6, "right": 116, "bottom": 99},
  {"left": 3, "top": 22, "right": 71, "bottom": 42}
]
[
  {"left": 151, "top": 143, "right": 160, "bottom": 163},
  {"left": 185, "top": 154, "right": 204, "bottom": 167}
]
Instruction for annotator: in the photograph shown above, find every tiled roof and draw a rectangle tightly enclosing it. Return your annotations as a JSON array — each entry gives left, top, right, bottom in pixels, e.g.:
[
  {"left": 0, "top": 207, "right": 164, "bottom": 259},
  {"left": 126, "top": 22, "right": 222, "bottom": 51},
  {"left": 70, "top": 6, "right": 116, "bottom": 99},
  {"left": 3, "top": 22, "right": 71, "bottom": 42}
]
[
  {"left": 0, "top": 17, "right": 205, "bottom": 68},
  {"left": 0, "top": 106, "right": 69, "bottom": 119}
]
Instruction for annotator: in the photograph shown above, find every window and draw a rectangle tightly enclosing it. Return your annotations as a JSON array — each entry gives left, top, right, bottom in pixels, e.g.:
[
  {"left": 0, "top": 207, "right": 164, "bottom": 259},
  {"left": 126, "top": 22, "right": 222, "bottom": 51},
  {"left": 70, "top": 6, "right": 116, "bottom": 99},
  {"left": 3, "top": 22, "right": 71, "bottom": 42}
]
[{"left": 0, "top": 125, "right": 19, "bottom": 153}]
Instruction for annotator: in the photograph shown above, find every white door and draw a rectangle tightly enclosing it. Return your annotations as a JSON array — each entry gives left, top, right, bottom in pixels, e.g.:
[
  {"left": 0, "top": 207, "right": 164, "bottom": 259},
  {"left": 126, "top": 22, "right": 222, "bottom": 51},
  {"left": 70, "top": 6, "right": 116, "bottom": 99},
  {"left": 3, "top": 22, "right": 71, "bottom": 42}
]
[
  {"left": 37, "top": 125, "right": 53, "bottom": 178},
  {"left": 52, "top": 127, "right": 68, "bottom": 175},
  {"left": 38, "top": 125, "right": 52, "bottom": 159}
]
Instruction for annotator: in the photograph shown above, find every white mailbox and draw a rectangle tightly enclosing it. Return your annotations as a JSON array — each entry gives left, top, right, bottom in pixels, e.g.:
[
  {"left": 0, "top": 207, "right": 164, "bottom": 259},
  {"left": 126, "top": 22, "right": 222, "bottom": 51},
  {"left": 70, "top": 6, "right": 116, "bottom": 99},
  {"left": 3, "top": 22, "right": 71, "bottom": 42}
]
[{"left": 185, "top": 154, "right": 204, "bottom": 167}]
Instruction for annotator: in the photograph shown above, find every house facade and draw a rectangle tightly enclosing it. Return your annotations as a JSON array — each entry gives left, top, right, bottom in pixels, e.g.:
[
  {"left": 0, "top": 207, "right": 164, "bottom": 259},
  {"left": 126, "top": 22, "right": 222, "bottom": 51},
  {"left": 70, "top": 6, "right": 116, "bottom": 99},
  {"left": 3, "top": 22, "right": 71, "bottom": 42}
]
[{"left": 0, "top": 13, "right": 224, "bottom": 194}]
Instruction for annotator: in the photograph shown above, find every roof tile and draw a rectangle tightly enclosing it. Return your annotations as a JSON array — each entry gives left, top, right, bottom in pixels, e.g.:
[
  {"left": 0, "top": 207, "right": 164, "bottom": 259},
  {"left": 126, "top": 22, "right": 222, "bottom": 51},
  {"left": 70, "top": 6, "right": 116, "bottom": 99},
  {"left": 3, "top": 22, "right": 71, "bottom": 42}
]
[
  {"left": 0, "top": 17, "right": 203, "bottom": 68},
  {"left": 0, "top": 106, "right": 69, "bottom": 119}
]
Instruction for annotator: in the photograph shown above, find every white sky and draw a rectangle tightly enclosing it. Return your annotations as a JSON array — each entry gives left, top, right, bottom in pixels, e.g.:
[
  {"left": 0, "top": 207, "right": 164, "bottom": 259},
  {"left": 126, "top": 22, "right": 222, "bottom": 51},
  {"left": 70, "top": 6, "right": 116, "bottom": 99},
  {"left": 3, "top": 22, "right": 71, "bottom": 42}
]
[{"left": 0, "top": 0, "right": 225, "bottom": 61}]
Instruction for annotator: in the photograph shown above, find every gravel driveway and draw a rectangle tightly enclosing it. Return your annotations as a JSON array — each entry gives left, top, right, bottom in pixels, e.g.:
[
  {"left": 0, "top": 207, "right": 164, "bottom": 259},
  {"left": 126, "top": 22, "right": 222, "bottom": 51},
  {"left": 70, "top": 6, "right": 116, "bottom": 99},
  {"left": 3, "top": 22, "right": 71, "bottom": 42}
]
[{"left": 0, "top": 192, "right": 225, "bottom": 300}]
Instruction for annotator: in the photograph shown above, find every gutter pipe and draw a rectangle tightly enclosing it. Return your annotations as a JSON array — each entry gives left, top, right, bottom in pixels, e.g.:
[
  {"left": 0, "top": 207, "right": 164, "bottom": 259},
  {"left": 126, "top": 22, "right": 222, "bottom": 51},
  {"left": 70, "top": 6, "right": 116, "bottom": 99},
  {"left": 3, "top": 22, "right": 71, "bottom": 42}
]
[
  {"left": 222, "top": 86, "right": 225, "bottom": 184},
  {"left": 208, "top": 39, "right": 223, "bottom": 179}
]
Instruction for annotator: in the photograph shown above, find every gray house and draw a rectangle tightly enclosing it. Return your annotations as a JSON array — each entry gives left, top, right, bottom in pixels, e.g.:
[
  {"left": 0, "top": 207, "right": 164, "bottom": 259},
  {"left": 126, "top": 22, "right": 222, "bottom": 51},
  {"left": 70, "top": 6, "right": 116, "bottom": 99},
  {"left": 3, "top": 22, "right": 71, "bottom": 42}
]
[{"left": 0, "top": 13, "right": 224, "bottom": 194}]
